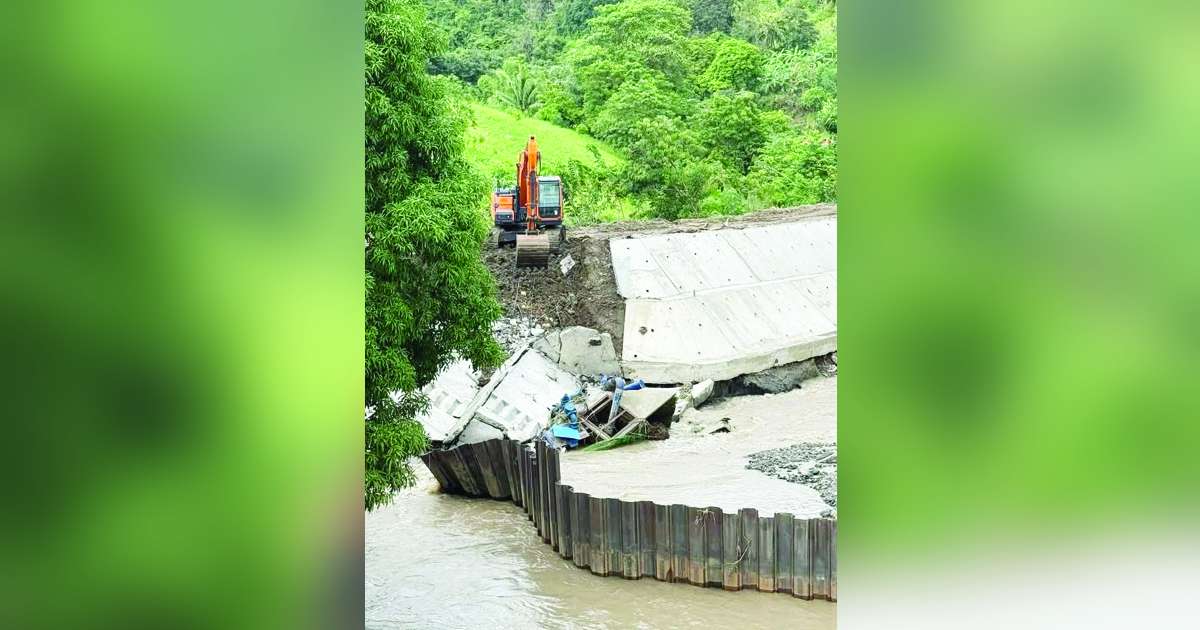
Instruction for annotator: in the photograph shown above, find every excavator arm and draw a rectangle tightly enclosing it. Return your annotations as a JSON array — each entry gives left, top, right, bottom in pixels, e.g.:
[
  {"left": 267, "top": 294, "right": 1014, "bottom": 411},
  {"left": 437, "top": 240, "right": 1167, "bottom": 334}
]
[{"left": 516, "top": 136, "right": 540, "bottom": 231}]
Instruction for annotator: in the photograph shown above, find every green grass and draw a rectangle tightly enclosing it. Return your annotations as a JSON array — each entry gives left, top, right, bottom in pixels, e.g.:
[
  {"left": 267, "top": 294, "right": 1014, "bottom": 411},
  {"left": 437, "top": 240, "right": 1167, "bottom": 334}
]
[{"left": 464, "top": 102, "right": 625, "bottom": 182}]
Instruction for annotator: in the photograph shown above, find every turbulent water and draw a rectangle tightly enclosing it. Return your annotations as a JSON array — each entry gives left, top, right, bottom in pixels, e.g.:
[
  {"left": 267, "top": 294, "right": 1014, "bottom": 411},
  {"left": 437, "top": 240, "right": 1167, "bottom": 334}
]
[{"left": 366, "top": 476, "right": 836, "bottom": 630}]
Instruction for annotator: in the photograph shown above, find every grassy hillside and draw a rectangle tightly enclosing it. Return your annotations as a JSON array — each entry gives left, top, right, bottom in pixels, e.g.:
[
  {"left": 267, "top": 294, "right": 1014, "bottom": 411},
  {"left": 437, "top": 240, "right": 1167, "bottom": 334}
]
[{"left": 464, "top": 102, "right": 624, "bottom": 182}]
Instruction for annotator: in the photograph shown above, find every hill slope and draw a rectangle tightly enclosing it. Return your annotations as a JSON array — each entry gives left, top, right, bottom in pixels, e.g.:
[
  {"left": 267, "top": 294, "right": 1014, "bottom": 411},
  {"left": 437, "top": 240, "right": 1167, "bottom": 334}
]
[{"left": 464, "top": 103, "right": 624, "bottom": 182}]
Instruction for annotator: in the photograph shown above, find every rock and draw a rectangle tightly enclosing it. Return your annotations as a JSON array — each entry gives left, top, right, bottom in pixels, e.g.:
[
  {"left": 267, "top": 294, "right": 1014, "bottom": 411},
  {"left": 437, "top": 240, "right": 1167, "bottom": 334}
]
[
  {"left": 671, "top": 395, "right": 691, "bottom": 422},
  {"left": 745, "top": 441, "right": 838, "bottom": 509},
  {"left": 532, "top": 325, "right": 621, "bottom": 377},
  {"left": 706, "top": 417, "right": 732, "bottom": 434},
  {"left": 691, "top": 379, "right": 714, "bottom": 407},
  {"left": 643, "top": 422, "right": 670, "bottom": 440}
]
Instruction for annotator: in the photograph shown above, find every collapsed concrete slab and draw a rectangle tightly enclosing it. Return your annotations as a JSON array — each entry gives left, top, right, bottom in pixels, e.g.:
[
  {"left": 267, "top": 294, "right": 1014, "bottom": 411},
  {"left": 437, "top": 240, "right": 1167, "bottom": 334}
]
[
  {"left": 409, "top": 359, "right": 480, "bottom": 444},
  {"left": 618, "top": 386, "right": 678, "bottom": 424},
  {"left": 532, "top": 325, "right": 621, "bottom": 377},
  {"left": 611, "top": 215, "right": 836, "bottom": 383},
  {"left": 415, "top": 346, "right": 581, "bottom": 445}
]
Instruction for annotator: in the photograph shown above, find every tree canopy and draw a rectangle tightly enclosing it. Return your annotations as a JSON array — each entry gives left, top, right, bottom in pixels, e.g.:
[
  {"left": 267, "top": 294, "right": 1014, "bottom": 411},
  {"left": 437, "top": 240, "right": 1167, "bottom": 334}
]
[
  {"left": 421, "top": 0, "right": 837, "bottom": 222},
  {"left": 364, "top": 0, "right": 503, "bottom": 510}
]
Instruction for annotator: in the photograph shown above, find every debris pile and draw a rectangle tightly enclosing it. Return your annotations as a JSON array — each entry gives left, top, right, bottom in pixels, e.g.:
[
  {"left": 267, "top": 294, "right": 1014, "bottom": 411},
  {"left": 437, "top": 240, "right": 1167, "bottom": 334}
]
[
  {"left": 491, "top": 316, "right": 544, "bottom": 355},
  {"left": 746, "top": 442, "right": 838, "bottom": 515}
]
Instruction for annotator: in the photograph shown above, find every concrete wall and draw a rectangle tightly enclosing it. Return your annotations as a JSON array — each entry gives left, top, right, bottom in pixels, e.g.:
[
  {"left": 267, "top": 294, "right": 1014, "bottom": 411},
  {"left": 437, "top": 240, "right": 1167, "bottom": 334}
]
[
  {"left": 421, "top": 438, "right": 837, "bottom": 601},
  {"left": 611, "top": 217, "right": 837, "bottom": 383}
]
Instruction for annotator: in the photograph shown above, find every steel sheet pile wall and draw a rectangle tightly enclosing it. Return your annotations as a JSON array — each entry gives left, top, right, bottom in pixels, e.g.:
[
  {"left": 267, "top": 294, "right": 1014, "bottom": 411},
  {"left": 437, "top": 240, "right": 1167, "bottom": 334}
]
[{"left": 420, "top": 438, "right": 836, "bottom": 601}]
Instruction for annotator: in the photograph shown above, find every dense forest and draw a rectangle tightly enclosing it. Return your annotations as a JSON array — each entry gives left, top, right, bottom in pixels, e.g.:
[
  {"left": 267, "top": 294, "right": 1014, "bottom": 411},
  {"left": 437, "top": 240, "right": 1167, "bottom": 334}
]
[{"left": 425, "top": 0, "right": 837, "bottom": 222}]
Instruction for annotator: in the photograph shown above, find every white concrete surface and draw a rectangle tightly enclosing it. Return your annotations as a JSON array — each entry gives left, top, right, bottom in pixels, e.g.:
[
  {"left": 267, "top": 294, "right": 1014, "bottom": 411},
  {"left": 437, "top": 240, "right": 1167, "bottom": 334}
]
[
  {"left": 611, "top": 216, "right": 837, "bottom": 383},
  {"left": 410, "top": 359, "right": 479, "bottom": 443},
  {"left": 415, "top": 347, "right": 581, "bottom": 444}
]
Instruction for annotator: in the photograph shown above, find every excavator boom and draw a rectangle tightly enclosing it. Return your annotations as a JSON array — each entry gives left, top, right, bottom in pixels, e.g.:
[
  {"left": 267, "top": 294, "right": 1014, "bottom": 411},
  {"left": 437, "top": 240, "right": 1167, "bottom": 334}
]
[{"left": 489, "top": 135, "right": 564, "bottom": 268}]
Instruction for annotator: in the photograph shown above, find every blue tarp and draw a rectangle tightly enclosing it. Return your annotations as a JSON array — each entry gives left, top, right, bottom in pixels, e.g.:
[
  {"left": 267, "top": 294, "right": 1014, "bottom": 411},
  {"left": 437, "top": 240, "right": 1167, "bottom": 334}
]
[{"left": 551, "top": 425, "right": 582, "bottom": 440}]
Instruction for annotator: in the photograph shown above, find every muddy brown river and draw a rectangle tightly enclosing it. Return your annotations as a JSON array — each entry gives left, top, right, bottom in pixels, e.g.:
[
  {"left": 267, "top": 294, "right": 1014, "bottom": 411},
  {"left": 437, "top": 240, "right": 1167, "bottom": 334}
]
[{"left": 366, "top": 473, "right": 836, "bottom": 629}]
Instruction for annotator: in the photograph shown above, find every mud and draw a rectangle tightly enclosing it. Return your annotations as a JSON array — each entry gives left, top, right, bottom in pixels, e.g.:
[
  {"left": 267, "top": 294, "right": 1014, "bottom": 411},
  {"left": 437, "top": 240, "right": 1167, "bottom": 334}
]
[
  {"left": 560, "top": 376, "right": 837, "bottom": 518},
  {"left": 484, "top": 232, "right": 625, "bottom": 352},
  {"left": 570, "top": 203, "right": 837, "bottom": 239}
]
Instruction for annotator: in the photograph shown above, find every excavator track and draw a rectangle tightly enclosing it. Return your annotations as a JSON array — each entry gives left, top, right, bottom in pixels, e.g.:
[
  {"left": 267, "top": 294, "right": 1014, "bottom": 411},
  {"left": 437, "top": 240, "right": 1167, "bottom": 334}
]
[{"left": 515, "top": 233, "right": 551, "bottom": 268}]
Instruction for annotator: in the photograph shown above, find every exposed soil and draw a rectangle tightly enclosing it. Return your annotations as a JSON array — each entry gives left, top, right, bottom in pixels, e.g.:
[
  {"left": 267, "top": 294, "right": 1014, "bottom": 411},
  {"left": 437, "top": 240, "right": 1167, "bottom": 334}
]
[
  {"left": 483, "top": 233, "right": 625, "bottom": 351},
  {"left": 483, "top": 204, "right": 836, "bottom": 355},
  {"left": 569, "top": 203, "right": 836, "bottom": 239}
]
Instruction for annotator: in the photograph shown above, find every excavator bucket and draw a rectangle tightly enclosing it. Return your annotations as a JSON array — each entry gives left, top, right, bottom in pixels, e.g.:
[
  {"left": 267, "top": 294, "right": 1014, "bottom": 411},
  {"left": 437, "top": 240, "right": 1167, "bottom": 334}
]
[{"left": 515, "top": 233, "right": 551, "bottom": 268}]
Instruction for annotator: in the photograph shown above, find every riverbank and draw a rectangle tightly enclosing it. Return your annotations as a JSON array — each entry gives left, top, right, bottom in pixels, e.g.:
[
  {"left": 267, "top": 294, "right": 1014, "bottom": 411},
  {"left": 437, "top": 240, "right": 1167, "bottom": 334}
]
[{"left": 559, "top": 376, "right": 836, "bottom": 518}]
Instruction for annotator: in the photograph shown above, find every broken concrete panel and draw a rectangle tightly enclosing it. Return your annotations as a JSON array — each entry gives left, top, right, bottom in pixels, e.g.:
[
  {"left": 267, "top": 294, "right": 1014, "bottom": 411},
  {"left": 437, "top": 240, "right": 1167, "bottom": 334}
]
[
  {"left": 409, "top": 360, "right": 480, "bottom": 443},
  {"left": 533, "top": 325, "right": 621, "bottom": 378},
  {"left": 618, "top": 387, "right": 678, "bottom": 424},
  {"left": 611, "top": 216, "right": 836, "bottom": 384},
  {"left": 474, "top": 349, "right": 581, "bottom": 443},
  {"left": 532, "top": 330, "right": 562, "bottom": 363},
  {"left": 415, "top": 347, "right": 581, "bottom": 445},
  {"left": 739, "top": 359, "right": 821, "bottom": 394},
  {"left": 457, "top": 418, "right": 505, "bottom": 445},
  {"left": 691, "top": 379, "right": 714, "bottom": 407}
]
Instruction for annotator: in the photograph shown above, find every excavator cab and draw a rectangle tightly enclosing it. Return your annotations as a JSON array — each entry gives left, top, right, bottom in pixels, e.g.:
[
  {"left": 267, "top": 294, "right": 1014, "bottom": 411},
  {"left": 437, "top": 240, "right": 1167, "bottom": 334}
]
[{"left": 536, "top": 176, "right": 562, "bottom": 222}]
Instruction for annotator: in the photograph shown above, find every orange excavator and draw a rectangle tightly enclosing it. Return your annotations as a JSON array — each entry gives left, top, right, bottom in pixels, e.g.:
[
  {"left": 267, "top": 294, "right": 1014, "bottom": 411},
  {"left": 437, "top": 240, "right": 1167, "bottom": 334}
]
[{"left": 490, "top": 136, "right": 564, "bottom": 267}]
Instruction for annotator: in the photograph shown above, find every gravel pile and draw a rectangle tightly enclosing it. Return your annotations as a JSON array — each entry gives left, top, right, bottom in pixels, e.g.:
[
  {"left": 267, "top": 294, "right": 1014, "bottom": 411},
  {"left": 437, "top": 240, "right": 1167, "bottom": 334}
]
[
  {"left": 746, "top": 442, "right": 837, "bottom": 514},
  {"left": 492, "top": 316, "right": 544, "bottom": 355}
]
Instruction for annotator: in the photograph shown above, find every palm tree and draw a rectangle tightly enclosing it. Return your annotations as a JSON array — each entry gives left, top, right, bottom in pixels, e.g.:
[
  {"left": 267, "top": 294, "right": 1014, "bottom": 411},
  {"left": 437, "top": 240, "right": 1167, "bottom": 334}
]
[{"left": 495, "top": 64, "right": 541, "bottom": 115}]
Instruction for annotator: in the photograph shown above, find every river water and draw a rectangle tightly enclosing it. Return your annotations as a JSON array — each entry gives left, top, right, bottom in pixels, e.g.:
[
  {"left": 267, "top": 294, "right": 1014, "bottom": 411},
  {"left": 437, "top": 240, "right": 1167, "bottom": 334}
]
[
  {"left": 366, "top": 472, "right": 836, "bottom": 629},
  {"left": 561, "top": 376, "right": 837, "bottom": 519}
]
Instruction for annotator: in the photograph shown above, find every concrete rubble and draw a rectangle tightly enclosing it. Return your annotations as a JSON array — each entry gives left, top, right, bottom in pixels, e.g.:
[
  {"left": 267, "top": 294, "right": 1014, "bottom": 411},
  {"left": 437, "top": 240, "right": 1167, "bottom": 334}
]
[
  {"left": 492, "top": 316, "right": 544, "bottom": 355},
  {"left": 690, "top": 379, "right": 714, "bottom": 407},
  {"left": 617, "top": 386, "right": 677, "bottom": 424},
  {"left": 415, "top": 346, "right": 580, "bottom": 446},
  {"left": 532, "top": 325, "right": 621, "bottom": 378}
]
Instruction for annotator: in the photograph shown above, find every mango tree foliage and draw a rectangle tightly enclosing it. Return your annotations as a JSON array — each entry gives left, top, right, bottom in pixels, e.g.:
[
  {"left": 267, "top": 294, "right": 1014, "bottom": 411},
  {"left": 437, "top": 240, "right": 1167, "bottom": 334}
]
[
  {"left": 618, "top": 114, "right": 704, "bottom": 194},
  {"left": 747, "top": 130, "right": 837, "bottom": 206},
  {"left": 365, "top": 0, "right": 503, "bottom": 510},
  {"left": 732, "top": 0, "right": 817, "bottom": 51},
  {"left": 566, "top": 0, "right": 695, "bottom": 122},
  {"left": 689, "top": 0, "right": 734, "bottom": 34},
  {"left": 695, "top": 90, "right": 766, "bottom": 173},
  {"left": 697, "top": 35, "right": 764, "bottom": 92},
  {"left": 555, "top": 0, "right": 621, "bottom": 36},
  {"left": 593, "top": 72, "right": 692, "bottom": 148}
]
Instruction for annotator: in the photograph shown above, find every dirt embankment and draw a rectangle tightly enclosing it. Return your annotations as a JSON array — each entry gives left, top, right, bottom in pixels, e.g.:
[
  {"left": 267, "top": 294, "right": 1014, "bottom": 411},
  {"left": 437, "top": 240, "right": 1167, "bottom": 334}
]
[
  {"left": 484, "top": 232, "right": 625, "bottom": 350},
  {"left": 483, "top": 204, "right": 836, "bottom": 354}
]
